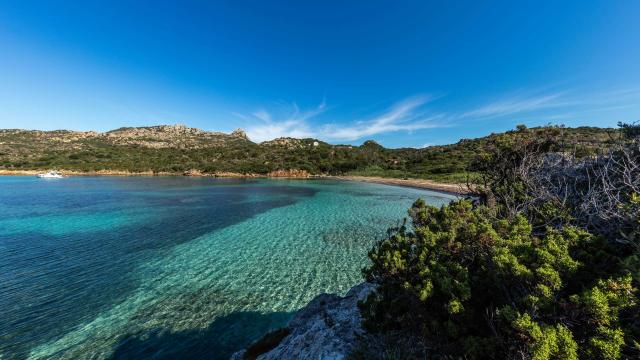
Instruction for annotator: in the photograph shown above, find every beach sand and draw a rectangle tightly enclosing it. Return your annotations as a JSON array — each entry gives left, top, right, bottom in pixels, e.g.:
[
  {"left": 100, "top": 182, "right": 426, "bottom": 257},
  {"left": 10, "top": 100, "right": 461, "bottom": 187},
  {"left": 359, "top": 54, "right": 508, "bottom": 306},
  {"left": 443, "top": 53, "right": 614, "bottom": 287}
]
[{"left": 333, "top": 176, "right": 472, "bottom": 195}]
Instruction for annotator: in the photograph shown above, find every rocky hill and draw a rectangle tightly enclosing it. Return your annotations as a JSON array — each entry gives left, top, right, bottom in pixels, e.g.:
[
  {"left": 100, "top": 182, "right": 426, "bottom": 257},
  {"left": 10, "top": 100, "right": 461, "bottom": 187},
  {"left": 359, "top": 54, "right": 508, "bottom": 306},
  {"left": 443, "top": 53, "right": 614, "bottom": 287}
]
[
  {"left": 0, "top": 124, "right": 618, "bottom": 182},
  {"left": 0, "top": 124, "right": 249, "bottom": 151}
]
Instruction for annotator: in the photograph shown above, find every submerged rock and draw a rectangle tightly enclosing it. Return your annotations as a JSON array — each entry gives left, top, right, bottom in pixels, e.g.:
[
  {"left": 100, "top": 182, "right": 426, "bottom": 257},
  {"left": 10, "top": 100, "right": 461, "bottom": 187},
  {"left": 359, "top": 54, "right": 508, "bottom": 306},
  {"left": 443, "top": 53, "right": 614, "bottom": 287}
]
[{"left": 231, "top": 282, "right": 375, "bottom": 360}]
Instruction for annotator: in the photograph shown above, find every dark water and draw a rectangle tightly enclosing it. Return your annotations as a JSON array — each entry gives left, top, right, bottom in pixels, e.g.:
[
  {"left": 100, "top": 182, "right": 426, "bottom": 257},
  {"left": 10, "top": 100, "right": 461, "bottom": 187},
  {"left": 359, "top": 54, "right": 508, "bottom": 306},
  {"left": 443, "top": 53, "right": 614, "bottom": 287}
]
[{"left": 0, "top": 176, "right": 456, "bottom": 359}]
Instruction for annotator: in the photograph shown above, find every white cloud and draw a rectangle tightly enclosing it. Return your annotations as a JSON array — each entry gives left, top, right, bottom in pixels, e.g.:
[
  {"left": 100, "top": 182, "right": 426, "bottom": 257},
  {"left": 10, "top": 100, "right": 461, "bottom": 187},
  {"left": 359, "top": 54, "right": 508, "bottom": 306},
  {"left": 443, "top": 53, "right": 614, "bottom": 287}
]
[
  {"left": 243, "top": 100, "right": 326, "bottom": 142},
  {"left": 320, "top": 95, "right": 443, "bottom": 141},
  {"left": 236, "top": 87, "right": 640, "bottom": 144},
  {"left": 457, "top": 88, "right": 640, "bottom": 123},
  {"left": 461, "top": 92, "right": 567, "bottom": 119},
  {"left": 252, "top": 109, "right": 271, "bottom": 122},
  {"left": 246, "top": 120, "right": 314, "bottom": 142},
  {"left": 240, "top": 95, "right": 444, "bottom": 143}
]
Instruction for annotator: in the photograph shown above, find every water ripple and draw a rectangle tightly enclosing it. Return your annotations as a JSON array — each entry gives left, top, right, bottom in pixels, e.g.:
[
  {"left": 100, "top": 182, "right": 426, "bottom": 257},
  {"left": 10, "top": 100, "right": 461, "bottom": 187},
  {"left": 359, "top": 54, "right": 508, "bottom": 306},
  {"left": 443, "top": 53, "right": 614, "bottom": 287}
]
[{"left": 0, "top": 177, "right": 456, "bottom": 359}]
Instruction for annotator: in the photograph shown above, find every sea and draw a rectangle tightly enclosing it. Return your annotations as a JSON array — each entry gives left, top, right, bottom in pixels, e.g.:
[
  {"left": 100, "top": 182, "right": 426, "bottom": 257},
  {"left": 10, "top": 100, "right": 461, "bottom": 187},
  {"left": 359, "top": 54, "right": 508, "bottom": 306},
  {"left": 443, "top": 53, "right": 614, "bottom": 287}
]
[{"left": 0, "top": 176, "right": 456, "bottom": 359}]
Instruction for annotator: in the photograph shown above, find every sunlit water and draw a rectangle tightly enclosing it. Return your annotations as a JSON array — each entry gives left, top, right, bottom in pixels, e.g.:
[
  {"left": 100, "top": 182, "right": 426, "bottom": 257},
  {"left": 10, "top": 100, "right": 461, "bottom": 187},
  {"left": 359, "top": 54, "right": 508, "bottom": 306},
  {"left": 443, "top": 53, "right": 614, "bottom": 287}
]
[{"left": 0, "top": 176, "right": 456, "bottom": 359}]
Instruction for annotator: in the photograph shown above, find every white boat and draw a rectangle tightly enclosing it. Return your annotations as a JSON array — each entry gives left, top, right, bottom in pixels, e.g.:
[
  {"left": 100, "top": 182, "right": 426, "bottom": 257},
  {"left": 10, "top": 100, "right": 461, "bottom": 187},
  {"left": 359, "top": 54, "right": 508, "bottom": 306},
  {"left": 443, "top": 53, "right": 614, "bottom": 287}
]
[{"left": 36, "top": 171, "right": 64, "bottom": 178}]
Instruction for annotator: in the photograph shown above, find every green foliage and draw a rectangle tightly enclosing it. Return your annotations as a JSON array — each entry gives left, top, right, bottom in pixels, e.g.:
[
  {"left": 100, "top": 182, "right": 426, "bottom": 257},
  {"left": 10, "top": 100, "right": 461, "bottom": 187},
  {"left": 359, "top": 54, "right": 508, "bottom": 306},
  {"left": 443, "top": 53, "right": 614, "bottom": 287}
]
[
  {"left": 510, "top": 313, "right": 577, "bottom": 360},
  {"left": 359, "top": 124, "right": 640, "bottom": 358},
  {"left": 361, "top": 198, "right": 638, "bottom": 359},
  {"left": 0, "top": 126, "right": 618, "bottom": 183}
]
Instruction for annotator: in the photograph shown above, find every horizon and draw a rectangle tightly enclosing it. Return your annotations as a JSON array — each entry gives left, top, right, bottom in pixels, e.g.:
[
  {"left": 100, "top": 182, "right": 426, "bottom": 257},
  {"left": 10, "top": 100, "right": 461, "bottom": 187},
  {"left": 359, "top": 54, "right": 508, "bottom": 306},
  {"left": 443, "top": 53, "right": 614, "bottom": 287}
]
[{"left": 1, "top": 1, "right": 639, "bottom": 147}]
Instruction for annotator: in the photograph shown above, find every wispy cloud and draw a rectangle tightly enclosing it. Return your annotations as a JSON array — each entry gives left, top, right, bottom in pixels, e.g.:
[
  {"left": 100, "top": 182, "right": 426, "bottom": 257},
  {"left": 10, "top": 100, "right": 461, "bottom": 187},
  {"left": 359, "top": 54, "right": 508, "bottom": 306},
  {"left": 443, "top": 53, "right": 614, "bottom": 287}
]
[
  {"left": 252, "top": 109, "right": 271, "bottom": 122},
  {"left": 458, "top": 87, "right": 640, "bottom": 122},
  {"left": 234, "top": 87, "right": 640, "bottom": 144},
  {"left": 245, "top": 120, "right": 314, "bottom": 142},
  {"left": 238, "top": 91, "right": 582, "bottom": 144},
  {"left": 321, "top": 95, "right": 443, "bottom": 141},
  {"left": 238, "top": 95, "right": 443, "bottom": 143},
  {"left": 241, "top": 100, "right": 326, "bottom": 142},
  {"left": 460, "top": 91, "right": 568, "bottom": 119}
]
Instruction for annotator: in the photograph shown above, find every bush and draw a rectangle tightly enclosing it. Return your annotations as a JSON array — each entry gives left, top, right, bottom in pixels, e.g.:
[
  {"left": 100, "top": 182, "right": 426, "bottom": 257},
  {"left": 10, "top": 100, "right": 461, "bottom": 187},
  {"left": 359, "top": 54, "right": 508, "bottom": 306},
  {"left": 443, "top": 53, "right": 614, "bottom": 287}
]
[
  {"left": 361, "top": 199, "right": 638, "bottom": 359},
  {"left": 360, "top": 124, "right": 640, "bottom": 359}
]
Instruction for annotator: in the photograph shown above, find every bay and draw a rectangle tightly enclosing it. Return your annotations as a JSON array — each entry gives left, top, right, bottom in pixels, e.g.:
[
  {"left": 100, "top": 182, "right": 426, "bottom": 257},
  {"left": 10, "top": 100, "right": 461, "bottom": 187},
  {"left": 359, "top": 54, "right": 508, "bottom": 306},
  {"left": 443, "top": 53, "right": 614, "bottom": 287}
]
[{"left": 0, "top": 176, "right": 456, "bottom": 359}]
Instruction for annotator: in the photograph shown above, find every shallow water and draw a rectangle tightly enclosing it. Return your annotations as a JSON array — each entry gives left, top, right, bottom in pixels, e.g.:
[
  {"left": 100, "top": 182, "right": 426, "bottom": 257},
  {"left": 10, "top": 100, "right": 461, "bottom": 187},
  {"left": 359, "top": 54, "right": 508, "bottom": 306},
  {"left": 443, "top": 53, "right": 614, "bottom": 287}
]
[{"left": 0, "top": 176, "right": 456, "bottom": 359}]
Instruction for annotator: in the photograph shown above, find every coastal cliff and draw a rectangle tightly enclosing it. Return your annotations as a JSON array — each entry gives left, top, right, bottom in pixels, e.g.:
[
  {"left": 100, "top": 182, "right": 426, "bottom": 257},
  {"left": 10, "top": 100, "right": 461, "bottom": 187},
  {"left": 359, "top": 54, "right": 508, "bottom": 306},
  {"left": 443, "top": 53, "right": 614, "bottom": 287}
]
[{"left": 231, "top": 283, "right": 376, "bottom": 360}]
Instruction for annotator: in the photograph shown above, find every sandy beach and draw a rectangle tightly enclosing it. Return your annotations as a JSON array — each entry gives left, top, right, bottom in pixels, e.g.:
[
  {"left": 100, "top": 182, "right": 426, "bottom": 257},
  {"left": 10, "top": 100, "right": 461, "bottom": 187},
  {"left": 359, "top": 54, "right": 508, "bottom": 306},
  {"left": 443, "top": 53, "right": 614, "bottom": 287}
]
[{"left": 334, "top": 176, "right": 472, "bottom": 195}]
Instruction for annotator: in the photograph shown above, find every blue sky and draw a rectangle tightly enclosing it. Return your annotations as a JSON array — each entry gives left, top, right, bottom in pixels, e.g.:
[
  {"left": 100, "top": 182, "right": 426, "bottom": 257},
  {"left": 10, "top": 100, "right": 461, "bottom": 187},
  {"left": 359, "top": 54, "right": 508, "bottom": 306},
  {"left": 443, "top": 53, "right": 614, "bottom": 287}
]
[{"left": 1, "top": 1, "right": 639, "bottom": 148}]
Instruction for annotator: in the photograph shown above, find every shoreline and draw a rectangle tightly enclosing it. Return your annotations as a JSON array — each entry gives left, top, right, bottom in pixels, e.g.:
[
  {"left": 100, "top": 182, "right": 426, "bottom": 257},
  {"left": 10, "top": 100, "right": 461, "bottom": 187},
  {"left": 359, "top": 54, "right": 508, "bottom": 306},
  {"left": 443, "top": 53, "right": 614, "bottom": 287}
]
[
  {"left": 0, "top": 169, "right": 471, "bottom": 195},
  {"left": 0, "top": 169, "right": 311, "bottom": 178},
  {"left": 333, "top": 175, "right": 471, "bottom": 195}
]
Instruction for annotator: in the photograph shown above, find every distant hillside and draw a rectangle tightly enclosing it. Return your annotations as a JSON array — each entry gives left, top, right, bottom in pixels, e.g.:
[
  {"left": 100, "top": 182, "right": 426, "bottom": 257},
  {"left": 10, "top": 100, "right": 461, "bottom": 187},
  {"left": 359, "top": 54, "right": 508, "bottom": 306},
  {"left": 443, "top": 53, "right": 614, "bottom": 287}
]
[{"left": 0, "top": 124, "right": 618, "bottom": 182}]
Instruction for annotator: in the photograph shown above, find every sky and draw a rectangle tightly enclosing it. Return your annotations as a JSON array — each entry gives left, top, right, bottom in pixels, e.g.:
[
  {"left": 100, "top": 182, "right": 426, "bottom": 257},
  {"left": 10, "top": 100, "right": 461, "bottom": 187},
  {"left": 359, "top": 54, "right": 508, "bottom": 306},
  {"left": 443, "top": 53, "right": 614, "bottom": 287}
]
[{"left": 1, "top": 1, "right": 639, "bottom": 148}]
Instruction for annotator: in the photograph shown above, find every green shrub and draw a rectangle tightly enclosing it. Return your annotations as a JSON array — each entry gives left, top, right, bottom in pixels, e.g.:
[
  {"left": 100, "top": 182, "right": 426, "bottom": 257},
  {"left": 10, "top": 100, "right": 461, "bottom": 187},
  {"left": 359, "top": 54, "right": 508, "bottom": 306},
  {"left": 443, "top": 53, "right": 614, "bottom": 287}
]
[
  {"left": 361, "top": 199, "right": 638, "bottom": 359},
  {"left": 360, "top": 122, "right": 640, "bottom": 357}
]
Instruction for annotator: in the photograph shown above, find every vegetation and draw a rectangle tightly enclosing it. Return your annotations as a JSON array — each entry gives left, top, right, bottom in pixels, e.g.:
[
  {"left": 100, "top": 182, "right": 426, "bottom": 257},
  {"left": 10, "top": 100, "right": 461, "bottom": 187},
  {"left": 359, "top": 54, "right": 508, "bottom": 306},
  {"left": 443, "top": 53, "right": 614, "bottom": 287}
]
[
  {"left": 0, "top": 125, "right": 617, "bottom": 182},
  {"left": 4, "top": 123, "right": 636, "bottom": 358},
  {"left": 359, "top": 124, "right": 639, "bottom": 359}
]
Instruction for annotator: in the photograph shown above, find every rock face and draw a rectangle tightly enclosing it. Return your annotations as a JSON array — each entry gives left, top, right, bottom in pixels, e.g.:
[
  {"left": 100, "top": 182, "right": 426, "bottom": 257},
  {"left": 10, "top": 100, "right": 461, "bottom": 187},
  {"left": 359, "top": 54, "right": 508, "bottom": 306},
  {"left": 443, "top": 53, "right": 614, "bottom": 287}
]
[
  {"left": 267, "top": 169, "right": 310, "bottom": 178},
  {"left": 232, "top": 283, "right": 375, "bottom": 360}
]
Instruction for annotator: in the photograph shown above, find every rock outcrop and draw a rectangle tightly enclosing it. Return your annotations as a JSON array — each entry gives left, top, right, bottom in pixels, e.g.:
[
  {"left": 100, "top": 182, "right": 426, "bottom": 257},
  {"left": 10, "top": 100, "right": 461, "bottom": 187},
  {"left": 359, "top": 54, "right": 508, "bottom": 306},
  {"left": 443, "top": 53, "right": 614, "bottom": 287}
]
[
  {"left": 231, "top": 282, "right": 375, "bottom": 360},
  {"left": 231, "top": 128, "right": 249, "bottom": 140},
  {"left": 183, "top": 169, "right": 203, "bottom": 176},
  {"left": 266, "top": 169, "right": 310, "bottom": 178},
  {"left": 103, "top": 124, "right": 247, "bottom": 148}
]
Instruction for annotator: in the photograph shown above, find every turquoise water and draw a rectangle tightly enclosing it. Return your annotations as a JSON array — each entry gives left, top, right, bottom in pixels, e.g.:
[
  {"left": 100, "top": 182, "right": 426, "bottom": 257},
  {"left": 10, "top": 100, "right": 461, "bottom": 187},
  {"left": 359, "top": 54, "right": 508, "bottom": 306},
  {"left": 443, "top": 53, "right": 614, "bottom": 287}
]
[{"left": 0, "top": 176, "right": 456, "bottom": 359}]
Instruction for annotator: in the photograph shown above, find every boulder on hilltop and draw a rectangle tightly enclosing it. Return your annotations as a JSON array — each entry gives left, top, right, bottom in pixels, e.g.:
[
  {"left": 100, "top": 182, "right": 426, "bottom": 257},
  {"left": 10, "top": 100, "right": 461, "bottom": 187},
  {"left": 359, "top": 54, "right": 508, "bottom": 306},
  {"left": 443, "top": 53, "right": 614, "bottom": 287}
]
[{"left": 231, "top": 128, "right": 249, "bottom": 140}]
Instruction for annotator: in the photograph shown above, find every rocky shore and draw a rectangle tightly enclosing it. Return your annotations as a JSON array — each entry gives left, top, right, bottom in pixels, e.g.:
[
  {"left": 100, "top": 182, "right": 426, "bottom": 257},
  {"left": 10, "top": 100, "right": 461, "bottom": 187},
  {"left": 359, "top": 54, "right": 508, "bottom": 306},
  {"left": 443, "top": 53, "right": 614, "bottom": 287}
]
[{"left": 231, "top": 283, "right": 376, "bottom": 360}]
